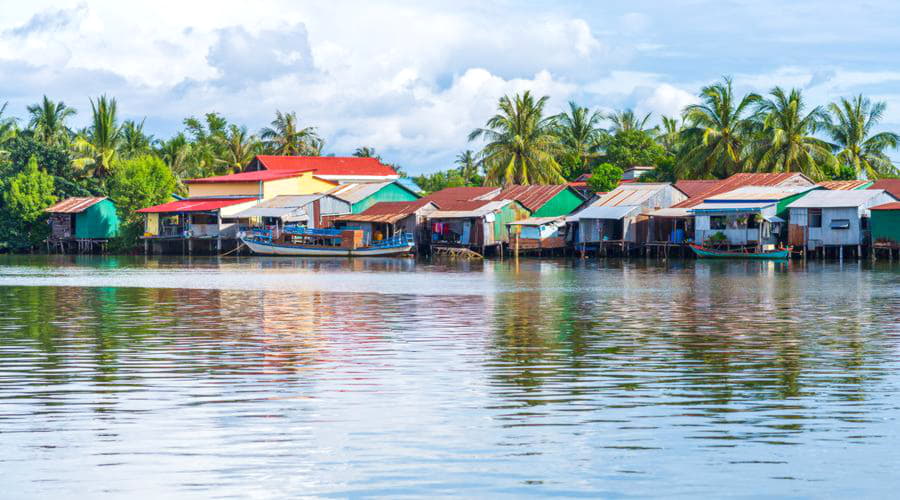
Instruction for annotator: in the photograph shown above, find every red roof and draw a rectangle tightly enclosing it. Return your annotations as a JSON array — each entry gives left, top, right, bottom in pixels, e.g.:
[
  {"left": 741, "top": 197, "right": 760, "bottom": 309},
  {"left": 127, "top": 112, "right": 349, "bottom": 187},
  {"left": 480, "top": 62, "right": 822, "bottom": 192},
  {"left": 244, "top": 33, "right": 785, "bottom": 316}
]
[
  {"left": 136, "top": 198, "right": 257, "bottom": 213},
  {"left": 253, "top": 155, "right": 398, "bottom": 177},
  {"left": 357, "top": 199, "right": 436, "bottom": 215},
  {"left": 492, "top": 184, "right": 577, "bottom": 212},
  {"left": 674, "top": 173, "right": 814, "bottom": 208},
  {"left": 421, "top": 186, "right": 500, "bottom": 205},
  {"left": 435, "top": 200, "right": 496, "bottom": 211},
  {"left": 871, "top": 202, "right": 900, "bottom": 211},
  {"left": 869, "top": 179, "right": 900, "bottom": 199},
  {"left": 185, "top": 169, "right": 311, "bottom": 184},
  {"left": 674, "top": 180, "right": 723, "bottom": 199},
  {"left": 45, "top": 197, "right": 107, "bottom": 213}
]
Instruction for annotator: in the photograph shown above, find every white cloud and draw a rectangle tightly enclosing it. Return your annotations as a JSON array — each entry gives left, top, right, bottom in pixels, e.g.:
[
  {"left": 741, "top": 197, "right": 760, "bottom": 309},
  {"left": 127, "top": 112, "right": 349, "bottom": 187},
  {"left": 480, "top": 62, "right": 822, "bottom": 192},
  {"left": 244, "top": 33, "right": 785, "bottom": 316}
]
[{"left": 638, "top": 83, "right": 699, "bottom": 118}]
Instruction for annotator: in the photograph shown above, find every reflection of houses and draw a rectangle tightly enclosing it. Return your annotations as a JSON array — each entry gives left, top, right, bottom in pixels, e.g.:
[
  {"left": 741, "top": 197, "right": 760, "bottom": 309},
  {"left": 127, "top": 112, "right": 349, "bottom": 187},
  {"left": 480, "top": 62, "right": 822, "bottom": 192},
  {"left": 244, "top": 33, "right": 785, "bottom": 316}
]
[
  {"left": 232, "top": 194, "right": 350, "bottom": 230},
  {"left": 787, "top": 189, "right": 896, "bottom": 257},
  {"left": 427, "top": 200, "right": 530, "bottom": 254},
  {"left": 690, "top": 186, "right": 817, "bottom": 248},
  {"left": 871, "top": 202, "right": 900, "bottom": 257},
  {"left": 45, "top": 197, "right": 120, "bottom": 253},
  {"left": 568, "top": 183, "right": 687, "bottom": 254},
  {"left": 331, "top": 200, "right": 439, "bottom": 249}
]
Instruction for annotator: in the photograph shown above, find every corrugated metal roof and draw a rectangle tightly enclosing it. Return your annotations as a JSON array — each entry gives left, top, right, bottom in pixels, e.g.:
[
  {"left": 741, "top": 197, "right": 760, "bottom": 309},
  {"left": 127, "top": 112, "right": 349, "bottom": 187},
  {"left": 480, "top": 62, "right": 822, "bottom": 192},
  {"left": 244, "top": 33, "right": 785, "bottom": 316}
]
[
  {"left": 252, "top": 194, "right": 326, "bottom": 208},
  {"left": 706, "top": 185, "right": 815, "bottom": 202},
  {"left": 648, "top": 207, "right": 692, "bottom": 218},
  {"left": 569, "top": 205, "right": 640, "bottom": 221},
  {"left": 674, "top": 173, "right": 815, "bottom": 208},
  {"left": 332, "top": 200, "right": 437, "bottom": 224},
  {"left": 674, "top": 180, "right": 723, "bottom": 198},
  {"left": 45, "top": 197, "right": 107, "bottom": 214},
  {"left": 871, "top": 202, "right": 900, "bottom": 211},
  {"left": 429, "top": 200, "right": 510, "bottom": 218},
  {"left": 817, "top": 180, "right": 873, "bottom": 190},
  {"left": 185, "top": 170, "right": 310, "bottom": 184},
  {"left": 869, "top": 179, "right": 900, "bottom": 199},
  {"left": 592, "top": 183, "right": 671, "bottom": 207},
  {"left": 421, "top": 186, "right": 501, "bottom": 205},
  {"left": 254, "top": 155, "right": 399, "bottom": 177},
  {"left": 327, "top": 182, "right": 395, "bottom": 203},
  {"left": 136, "top": 198, "right": 257, "bottom": 213},
  {"left": 690, "top": 201, "right": 775, "bottom": 212},
  {"left": 788, "top": 189, "right": 893, "bottom": 208},
  {"left": 493, "top": 185, "right": 577, "bottom": 212}
]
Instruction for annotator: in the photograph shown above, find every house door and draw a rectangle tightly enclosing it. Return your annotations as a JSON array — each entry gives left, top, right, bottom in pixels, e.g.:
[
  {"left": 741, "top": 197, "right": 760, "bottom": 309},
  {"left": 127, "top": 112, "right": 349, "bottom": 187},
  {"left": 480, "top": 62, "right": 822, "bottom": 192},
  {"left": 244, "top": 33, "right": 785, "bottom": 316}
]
[
  {"left": 461, "top": 221, "right": 471, "bottom": 244},
  {"left": 788, "top": 224, "right": 804, "bottom": 247}
]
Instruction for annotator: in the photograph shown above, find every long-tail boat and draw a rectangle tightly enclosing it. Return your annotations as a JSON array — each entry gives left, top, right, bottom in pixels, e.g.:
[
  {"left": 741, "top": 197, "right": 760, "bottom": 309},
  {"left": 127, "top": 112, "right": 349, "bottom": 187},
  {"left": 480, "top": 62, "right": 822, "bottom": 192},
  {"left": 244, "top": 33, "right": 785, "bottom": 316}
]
[
  {"left": 240, "top": 226, "right": 414, "bottom": 257},
  {"left": 689, "top": 244, "right": 790, "bottom": 260}
]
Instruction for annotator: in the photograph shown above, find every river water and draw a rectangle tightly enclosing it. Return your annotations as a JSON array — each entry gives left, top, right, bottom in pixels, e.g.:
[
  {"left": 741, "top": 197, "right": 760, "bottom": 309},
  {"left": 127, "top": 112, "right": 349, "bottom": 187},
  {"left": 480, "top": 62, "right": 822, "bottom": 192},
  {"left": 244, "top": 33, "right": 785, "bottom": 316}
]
[{"left": 0, "top": 255, "right": 898, "bottom": 498}]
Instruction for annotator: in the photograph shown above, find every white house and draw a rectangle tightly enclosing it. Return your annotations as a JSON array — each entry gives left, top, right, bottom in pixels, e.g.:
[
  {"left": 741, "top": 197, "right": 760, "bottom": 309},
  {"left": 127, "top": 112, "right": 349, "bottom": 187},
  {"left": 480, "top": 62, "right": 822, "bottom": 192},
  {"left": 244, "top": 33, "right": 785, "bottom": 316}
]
[
  {"left": 568, "top": 183, "right": 687, "bottom": 245},
  {"left": 786, "top": 189, "right": 897, "bottom": 250}
]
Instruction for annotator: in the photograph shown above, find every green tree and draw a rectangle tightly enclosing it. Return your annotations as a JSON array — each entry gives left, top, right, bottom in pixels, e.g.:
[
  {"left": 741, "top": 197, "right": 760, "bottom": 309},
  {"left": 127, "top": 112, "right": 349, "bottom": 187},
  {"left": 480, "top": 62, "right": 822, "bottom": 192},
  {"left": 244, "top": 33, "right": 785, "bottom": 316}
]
[
  {"left": 72, "top": 95, "right": 123, "bottom": 178},
  {"left": 469, "top": 90, "right": 565, "bottom": 186},
  {"left": 107, "top": 155, "right": 177, "bottom": 221},
  {"left": 454, "top": 150, "right": 482, "bottom": 184},
  {"left": 353, "top": 146, "right": 378, "bottom": 158},
  {"left": 26, "top": 96, "right": 75, "bottom": 147},
  {"left": 750, "top": 87, "right": 837, "bottom": 180},
  {"left": 183, "top": 113, "right": 229, "bottom": 177},
  {"left": 681, "top": 77, "right": 761, "bottom": 178},
  {"left": 824, "top": 95, "right": 899, "bottom": 179},
  {"left": 120, "top": 119, "right": 154, "bottom": 159},
  {"left": 260, "top": 111, "right": 321, "bottom": 156},
  {"left": 655, "top": 115, "right": 683, "bottom": 155},
  {"left": 154, "top": 132, "right": 193, "bottom": 180},
  {"left": 553, "top": 101, "right": 606, "bottom": 178},
  {"left": 604, "top": 129, "right": 667, "bottom": 170},
  {"left": 215, "top": 124, "right": 259, "bottom": 173},
  {"left": 4, "top": 136, "right": 96, "bottom": 198},
  {"left": 0, "top": 156, "right": 56, "bottom": 250},
  {"left": 586, "top": 162, "right": 623, "bottom": 193},
  {"left": 0, "top": 102, "right": 19, "bottom": 159},
  {"left": 607, "top": 109, "right": 654, "bottom": 134}
]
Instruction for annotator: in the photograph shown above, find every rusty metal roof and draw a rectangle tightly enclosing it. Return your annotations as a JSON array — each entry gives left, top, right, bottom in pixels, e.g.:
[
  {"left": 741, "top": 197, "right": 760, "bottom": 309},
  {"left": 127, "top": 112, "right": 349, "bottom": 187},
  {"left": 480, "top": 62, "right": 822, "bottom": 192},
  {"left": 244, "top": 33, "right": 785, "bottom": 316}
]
[
  {"left": 674, "top": 173, "right": 815, "bottom": 208},
  {"left": 817, "top": 180, "right": 873, "bottom": 190},
  {"left": 674, "top": 180, "right": 723, "bottom": 198},
  {"left": 45, "top": 197, "right": 107, "bottom": 214},
  {"left": 421, "top": 186, "right": 501, "bottom": 205},
  {"left": 871, "top": 201, "right": 900, "bottom": 211},
  {"left": 492, "top": 185, "right": 578, "bottom": 212},
  {"left": 869, "top": 179, "right": 900, "bottom": 199},
  {"left": 332, "top": 200, "right": 437, "bottom": 224}
]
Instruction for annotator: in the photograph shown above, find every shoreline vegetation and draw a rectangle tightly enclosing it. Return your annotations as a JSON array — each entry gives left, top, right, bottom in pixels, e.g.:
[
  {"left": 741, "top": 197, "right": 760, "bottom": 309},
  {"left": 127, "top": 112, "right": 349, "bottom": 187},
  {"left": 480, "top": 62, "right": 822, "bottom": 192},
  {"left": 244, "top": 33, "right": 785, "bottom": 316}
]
[{"left": 1, "top": 76, "right": 898, "bottom": 254}]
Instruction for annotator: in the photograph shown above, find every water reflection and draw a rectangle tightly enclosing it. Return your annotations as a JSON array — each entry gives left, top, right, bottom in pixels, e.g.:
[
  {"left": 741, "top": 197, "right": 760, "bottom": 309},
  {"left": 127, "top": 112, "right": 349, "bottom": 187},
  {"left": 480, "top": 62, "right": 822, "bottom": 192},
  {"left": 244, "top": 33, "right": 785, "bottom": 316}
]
[{"left": 0, "top": 256, "right": 898, "bottom": 497}]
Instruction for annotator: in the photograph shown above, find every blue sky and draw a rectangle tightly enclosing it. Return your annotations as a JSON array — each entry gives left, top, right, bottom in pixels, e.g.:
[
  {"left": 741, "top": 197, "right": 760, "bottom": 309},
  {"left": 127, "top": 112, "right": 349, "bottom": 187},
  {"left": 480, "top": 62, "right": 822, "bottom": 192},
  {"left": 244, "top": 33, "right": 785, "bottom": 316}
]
[{"left": 1, "top": 0, "right": 898, "bottom": 174}]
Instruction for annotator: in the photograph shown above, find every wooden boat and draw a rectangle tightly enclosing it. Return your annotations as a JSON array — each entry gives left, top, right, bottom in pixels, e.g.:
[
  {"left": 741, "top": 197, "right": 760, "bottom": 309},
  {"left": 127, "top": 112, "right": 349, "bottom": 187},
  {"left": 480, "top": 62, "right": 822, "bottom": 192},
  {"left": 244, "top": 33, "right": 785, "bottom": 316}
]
[
  {"left": 689, "top": 244, "right": 790, "bottom": 260},
  {"left": 240, "top": 226, "right": 414, "bottom": 257}
]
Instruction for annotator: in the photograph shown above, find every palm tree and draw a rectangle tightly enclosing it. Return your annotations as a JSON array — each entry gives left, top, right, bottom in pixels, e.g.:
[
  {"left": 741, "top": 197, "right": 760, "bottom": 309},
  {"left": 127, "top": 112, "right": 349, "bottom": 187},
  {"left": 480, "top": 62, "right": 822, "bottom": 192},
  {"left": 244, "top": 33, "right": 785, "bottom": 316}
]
[
  {"left": 655, "top": 115, "right": 684, "bottom": 155},
  {"left": 26, "top": 96, "right": 75, "bottom": 147},
  {"left": 607, "top": 109, "right": 654, "bottom": 134},
  {"left": 72, "top": 95, "right": 122, "bottom": 178},
  {"left": 215, "top": 124, "right": 259, "bottom": 173},
  {"left": 260, "top": 111, "right": 321, "bottom": 156},
  {"left": 749, "top": 87, "right": 837, "bottom": 180},
  {"left": 155, "top": 133, "right": 193, "bottom": 179},
  {"left": 554, "top": 101, "right": 606, "bottom": 172},
  {"left": 353, "top": 146, "right": 378, "bottom": 158},
  {"left": 824, "top": 95, "right": 899, "bottom": 179},
  {"left": 469, "top": 90, "right": 565, "bottom": 186},
  {"left": 120, "top": 119, "right": 154, "bottom": 158},
  {"left": 680, "top": 77, "right": 761, "bottom": 178},
  {"left": 0, "top": 102, "right": 17, "bottom": 157},
  {"left": 454, "top": 150, "right": 480, "bottom": 183}
]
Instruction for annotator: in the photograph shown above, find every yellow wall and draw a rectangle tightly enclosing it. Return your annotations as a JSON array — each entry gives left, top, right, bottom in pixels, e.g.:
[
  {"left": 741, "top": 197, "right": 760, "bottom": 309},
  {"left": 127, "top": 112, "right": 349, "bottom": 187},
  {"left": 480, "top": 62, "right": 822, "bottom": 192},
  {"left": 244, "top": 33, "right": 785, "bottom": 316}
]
[
  {"left": 186, "top": 173, "right": 335, "bottom": 199},
  {"left": 188, "top": 182, "right": 261, "bottom": 198},
  {"left": 144, "top": 213, "right": 160, "bottom": 235}
]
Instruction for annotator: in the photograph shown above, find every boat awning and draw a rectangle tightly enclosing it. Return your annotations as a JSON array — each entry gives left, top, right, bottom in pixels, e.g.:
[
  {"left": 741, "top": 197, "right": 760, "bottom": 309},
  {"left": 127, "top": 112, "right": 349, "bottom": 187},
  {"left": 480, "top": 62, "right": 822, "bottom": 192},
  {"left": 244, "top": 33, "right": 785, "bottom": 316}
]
[{"left": 568, "top": 205, "right": 639, "bottom": 222}]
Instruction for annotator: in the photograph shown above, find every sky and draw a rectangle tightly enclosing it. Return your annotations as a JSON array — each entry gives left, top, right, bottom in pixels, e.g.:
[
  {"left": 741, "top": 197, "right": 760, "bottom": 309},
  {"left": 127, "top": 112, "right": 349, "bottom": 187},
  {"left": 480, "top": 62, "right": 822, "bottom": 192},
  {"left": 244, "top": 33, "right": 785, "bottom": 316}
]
[{"left": 1, "top": 0, "right": 899, "bottom": 174}]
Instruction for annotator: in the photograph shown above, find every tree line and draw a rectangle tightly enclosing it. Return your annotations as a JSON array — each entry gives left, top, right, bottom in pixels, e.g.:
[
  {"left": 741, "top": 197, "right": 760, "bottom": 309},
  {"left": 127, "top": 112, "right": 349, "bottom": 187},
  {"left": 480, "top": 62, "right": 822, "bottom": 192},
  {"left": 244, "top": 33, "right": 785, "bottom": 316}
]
[{"left": 416, "top": 76, "right": 899, "bottom": 193}]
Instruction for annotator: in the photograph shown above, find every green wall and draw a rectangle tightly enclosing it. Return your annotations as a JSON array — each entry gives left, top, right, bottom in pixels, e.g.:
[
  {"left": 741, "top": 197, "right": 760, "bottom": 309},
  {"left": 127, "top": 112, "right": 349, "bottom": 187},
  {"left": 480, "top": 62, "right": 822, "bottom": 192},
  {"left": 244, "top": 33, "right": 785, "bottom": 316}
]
[
  {"left": 532, "top": 188, "right": 584, "bottom": 217},
  {"left": 494, "top": 201, "right": 530, "bottom": 242},
  {"left": 74, "top": 199, "right": 120, "bottom": 239},
  {"left": 351, "top": 183, "right": 419, "bottom": 213},
  {"left": 872, "top": 210, "right": 900, "bottom": 244}
]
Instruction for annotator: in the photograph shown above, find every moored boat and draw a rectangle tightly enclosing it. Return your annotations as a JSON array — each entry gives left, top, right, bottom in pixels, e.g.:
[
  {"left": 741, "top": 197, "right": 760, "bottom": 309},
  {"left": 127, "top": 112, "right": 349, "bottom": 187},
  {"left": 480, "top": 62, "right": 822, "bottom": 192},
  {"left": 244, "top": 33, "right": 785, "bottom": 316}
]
[
  {"left": 240, "top": 226, "right": 414, "bottom": 257},
  {"left": 689, "top": 244, "right": 790, "bottom": 260}
]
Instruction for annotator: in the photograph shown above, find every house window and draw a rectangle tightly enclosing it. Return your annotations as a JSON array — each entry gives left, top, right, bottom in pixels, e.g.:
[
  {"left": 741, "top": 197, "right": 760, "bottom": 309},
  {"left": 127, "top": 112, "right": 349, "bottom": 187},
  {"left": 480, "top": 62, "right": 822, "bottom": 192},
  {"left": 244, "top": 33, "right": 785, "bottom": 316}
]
[
  {"left": 830, "top": 219, "right": 850, "bottom": 230},
  {"left": 710, "top": 216, "right": 727, "bottom": 230},
  {"left": 809, "top": 208, "right": 822, "bottom": 228}
]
